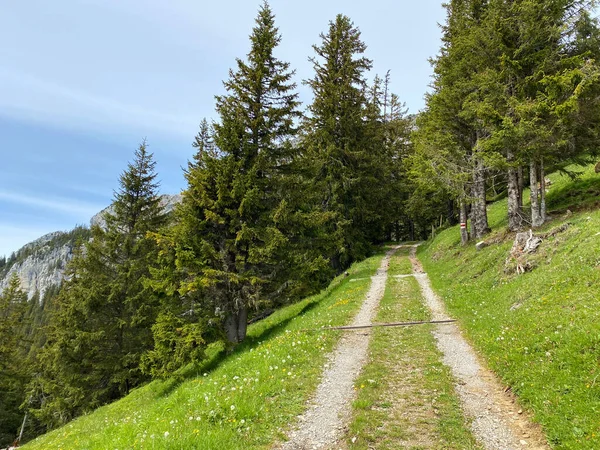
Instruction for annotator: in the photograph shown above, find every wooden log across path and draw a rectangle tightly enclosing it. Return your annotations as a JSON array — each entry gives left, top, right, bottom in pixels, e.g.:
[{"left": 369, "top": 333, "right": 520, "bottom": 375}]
[{"left": 304, "top": 319, "right": 456, "bottom": 332}]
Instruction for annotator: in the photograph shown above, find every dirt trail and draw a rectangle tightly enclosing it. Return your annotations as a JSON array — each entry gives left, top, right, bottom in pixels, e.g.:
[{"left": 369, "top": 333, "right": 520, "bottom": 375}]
[
  {"left": 409, "top": 245, "right": 549, "bottom": 450},
  {"left": 279, "top": 247, "right": 398, "bottom": 450}
]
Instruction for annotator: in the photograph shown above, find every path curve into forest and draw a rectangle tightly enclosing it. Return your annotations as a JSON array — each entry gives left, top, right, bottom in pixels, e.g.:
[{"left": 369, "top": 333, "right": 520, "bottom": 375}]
[
  {"left": 409, "top": 244, "right": 549, "bottom": 450},
  {"left": 279, "top": 247, "right": 398, "bottom": 449}
]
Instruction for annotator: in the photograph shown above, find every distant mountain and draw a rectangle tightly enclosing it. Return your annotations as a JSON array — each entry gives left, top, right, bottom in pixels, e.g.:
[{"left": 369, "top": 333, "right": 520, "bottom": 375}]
[{"left": 0, "top": 194, "right": 182, "bottom": 300}]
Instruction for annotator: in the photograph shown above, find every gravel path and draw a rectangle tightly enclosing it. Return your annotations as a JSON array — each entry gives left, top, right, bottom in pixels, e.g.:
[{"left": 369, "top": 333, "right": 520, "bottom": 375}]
[
  {"left": 279, "top": 248, "right": 398, "bottom": 450},
  {"left": 409, "top": 245, "right": 549, "bottom": 450}
]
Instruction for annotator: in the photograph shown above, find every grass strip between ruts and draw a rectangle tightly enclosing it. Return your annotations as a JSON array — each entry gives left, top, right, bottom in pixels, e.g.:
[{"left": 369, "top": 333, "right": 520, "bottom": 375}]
[{"left": 346, "top": 249, "right": 481, "bottom": 449}]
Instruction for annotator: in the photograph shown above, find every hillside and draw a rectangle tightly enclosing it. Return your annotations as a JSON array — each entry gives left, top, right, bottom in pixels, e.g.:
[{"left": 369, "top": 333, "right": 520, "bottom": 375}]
[
  {"left": 21, "top": 254, "right": 384, "bottom": 449},
  {"left": 420, "top": 164, "right": 600, "bottom": 449},
  {"left": 16, "top": 165, "right": 600, "bottom": 449}
]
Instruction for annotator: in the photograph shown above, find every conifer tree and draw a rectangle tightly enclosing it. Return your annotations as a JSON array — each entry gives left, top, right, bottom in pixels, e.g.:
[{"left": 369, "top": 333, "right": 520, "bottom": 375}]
[
  {"left": 30, "top": 141, "right": 166, "bottom": 427},
  {"left": 410, "top": 0, "right": 490, "bottom": 244},
  {"left": 0, "top": 274, "right": 28, "bottom": 447},
  {"left": 464, "top": 0, "right": 600, "bottom": 228},
  {"left": 302, "top": 14, "right": 379, "bottom": 268},
  {"left": 145, "top": 2, "right": 305, "bottom": 370}
]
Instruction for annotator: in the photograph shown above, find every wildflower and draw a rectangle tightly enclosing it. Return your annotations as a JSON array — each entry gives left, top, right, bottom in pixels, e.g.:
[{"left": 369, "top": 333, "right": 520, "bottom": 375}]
[
  {"left": 231, "top": 405, "right": 236, "bottom": 410},
  {"left": 164, "top": 431, "right": 169, "bottom": 438}
]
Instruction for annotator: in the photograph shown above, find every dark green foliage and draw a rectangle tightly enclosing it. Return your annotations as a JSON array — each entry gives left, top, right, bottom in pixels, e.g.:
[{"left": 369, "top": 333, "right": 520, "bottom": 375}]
[
  {"left": 410, "top": 0, "right": 600, "bottom": 237},
  {"left": 0, "top": 274, "right": 28, "bottom": 447},
  {"left": 301, "top": 15, "right": 378, "bottom": 268},
  {"left": 30, "top": 141, "right": 166, "bottom": 428},
  {"left": 145, "top": 2, "right": 311, "bottom": 380}
]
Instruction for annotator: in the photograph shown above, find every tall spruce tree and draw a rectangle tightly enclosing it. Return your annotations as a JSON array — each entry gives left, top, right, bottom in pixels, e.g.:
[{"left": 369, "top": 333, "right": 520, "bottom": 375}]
[
  {"left": 410, "top": 0, "right": 491, "bottom": 244},
  {"left": 30, "top": 141, "right": 166, "bottom": 428},
  {"left": 302, "top": 14, "right": 380, "bottom": 268},
  {"left": 145, "top": 2, "right": 303, "bottom": 375}
]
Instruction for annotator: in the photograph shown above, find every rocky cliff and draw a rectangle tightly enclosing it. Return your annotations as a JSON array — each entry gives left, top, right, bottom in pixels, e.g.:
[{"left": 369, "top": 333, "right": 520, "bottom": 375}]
[
  {"left": 0, "top": 194, "right": 182, "bottom": 301},
  {"left": 0, "top": 228, "right": 89, "bottom": 300}
]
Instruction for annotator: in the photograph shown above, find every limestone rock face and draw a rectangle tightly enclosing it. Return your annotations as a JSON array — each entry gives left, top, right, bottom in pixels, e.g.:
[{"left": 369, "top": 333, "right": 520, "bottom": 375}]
[{"left": 0, "top": 232, "right": 77, "bottom": 300}]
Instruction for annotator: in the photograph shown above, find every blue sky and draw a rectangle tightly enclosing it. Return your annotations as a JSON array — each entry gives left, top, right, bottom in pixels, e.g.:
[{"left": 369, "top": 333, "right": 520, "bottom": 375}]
[{"left": 0, "top": 0, "right": 446, "bottom": 257}]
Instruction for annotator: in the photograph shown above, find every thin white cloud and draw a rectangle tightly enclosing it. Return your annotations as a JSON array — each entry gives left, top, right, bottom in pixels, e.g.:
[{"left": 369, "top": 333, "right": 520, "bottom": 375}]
[
  {"left": 0, "top": 69, "right": 199, "bottom": 138},
  {"left": 0, "top": 190, "right": 103, "bottom": 218}
]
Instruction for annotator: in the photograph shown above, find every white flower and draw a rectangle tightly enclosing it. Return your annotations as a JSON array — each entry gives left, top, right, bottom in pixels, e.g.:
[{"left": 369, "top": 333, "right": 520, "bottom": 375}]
[
  {"left": 164, "top": 431, "right": 169, "bottom": 438},
  {"left": 230, "top": 405, "right": 236, "bottom": 410}
]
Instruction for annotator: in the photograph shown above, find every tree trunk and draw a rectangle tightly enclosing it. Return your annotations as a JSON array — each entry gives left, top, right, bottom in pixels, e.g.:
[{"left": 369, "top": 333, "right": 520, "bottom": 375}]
[
  {"left": 237, "top": 305, "right": 248, "bottom": 342},
  {"left": 517, "top": 165, "right": 524, "bottom": 211},
  {"left": 459, "top": 199, "right": 469, "bottom": 246},
  {"left": 469, "top": 204, "right": 475, "bottom": 238},
  {"left": 507, "top": 150, "right": 521, "bottom": 231},
  {"left": 540, "top": 159, "right": 546, "bottom": 223},
  {"left": 471, "top": 155, "right": 490, "bottom": 239},
  {"left": 225, "top": 306, "right": 249, "bottom": 344},
  {"left": 225, "top": 313, "right": 238, "bottom": 344},
  {"left": 530, "top": 159, "right": 543, "bottom": 227},
  {"left": 447, "top": 200, "right": 458, "bottom": 226}
]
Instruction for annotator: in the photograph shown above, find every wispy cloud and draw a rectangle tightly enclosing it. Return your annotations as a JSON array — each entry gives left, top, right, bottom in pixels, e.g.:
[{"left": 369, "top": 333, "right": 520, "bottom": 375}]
[
  {"left": 0, "top": 69, "right": 200, "bottom": 138},
  {"left": 0, "top": 189, "right": 103, "bottom": 218}
]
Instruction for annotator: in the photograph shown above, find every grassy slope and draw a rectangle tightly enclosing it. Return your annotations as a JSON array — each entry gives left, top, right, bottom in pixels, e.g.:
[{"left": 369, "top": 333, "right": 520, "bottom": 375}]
[
  {"left": 23, "top": 253, "right": 385, "bottom": 450},
  {"left": 420, "top": 165, "right": 600, "bottom": 449},
  {"left": 346, "top": 248, "right": 481, "bottom": 449}
]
